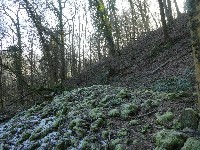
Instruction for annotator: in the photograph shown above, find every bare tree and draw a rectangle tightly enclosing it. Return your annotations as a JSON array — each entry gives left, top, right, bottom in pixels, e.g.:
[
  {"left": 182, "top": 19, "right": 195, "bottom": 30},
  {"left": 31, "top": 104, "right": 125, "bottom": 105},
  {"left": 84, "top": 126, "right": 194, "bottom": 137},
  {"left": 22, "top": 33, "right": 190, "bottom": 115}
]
[
  {"left": 158, "top": 0, "right": 169, "bottom": 41},
  {"left": 2, "top": 5, "right": 24, "bottom": 98}
]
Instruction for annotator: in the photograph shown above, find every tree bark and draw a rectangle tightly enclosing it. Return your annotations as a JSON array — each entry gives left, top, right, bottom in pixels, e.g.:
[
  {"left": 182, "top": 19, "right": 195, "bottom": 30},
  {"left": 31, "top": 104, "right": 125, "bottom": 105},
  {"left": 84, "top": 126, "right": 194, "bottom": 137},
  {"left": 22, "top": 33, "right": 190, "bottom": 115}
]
[
  {"left": 167, "top": 0, "right": 173, "bottom": 25},
  {"left": 188, "top": 0, "right": 200, "bottom": 110},
  {"left": 0, "top": 56, "right": 3, "bottom": 110},
  {"left": 173, "top": 0, "right": 181, "bottom": 17},
  {"left": 158, "top": 0, "right": 169, "bottom": 41},
  {"left": 58, "top": 0, "right": 66, "bottom": 87}
]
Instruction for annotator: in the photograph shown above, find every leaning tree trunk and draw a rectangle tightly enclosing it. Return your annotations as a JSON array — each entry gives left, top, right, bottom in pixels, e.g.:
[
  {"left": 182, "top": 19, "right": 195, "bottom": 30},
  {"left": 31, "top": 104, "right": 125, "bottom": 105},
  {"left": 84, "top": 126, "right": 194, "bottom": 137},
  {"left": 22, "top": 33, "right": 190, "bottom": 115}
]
[{"left": 188, "top": 0, "right": 200, "bottom": 110}]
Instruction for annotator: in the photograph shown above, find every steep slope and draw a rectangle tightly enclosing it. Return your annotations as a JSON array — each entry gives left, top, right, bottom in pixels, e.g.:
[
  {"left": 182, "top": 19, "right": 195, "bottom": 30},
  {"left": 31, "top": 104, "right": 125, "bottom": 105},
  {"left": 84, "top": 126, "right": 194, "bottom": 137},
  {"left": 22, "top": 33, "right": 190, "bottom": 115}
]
[{"left": 69, "top": 14, "right": 193, "bottom": 90}]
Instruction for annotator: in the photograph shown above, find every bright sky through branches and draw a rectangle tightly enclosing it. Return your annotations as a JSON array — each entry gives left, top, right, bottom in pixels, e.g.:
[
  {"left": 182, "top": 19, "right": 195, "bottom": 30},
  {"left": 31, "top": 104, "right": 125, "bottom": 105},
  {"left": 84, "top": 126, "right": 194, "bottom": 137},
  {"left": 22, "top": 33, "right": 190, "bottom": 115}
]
[{"left": 0, "top": 0, "right": 186, "bottom": 54}]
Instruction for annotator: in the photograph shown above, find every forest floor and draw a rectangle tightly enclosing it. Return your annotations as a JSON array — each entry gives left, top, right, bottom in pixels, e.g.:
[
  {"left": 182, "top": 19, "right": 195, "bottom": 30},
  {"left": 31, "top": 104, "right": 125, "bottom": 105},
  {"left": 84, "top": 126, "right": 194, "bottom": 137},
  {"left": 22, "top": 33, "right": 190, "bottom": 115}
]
[{"left": 0, "top": 14, "right": 199, "bottom": 149}]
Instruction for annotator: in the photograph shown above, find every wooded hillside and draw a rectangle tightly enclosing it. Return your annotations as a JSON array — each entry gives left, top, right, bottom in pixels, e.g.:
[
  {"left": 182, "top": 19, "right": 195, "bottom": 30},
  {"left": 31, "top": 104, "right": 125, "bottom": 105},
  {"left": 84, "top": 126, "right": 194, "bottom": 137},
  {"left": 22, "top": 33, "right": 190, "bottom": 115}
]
[{"left": 1, "top": 0, "right": 200, "bottom": 149}]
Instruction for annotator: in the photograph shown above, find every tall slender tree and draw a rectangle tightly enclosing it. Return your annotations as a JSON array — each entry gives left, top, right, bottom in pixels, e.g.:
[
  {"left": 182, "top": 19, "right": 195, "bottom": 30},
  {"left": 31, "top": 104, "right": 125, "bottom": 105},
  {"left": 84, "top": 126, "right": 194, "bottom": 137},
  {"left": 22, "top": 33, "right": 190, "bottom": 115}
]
[
  {"left": 88, "top": 0, "right": 116, "bottom": 56},
  {"left": 3, "top": 5, "right": 24, "bottom": 98},
  {"left": 58, "top": 0, "right": 66, "bottom": 87},
  {"left": 188, "top": 0, "right": 200, "bottom": 109},
  {"left": 0, "top": 55, "right": 3, "bottom": 110},
  {"left": 158, "top": 0, "right": 169, "bottom": 41}
]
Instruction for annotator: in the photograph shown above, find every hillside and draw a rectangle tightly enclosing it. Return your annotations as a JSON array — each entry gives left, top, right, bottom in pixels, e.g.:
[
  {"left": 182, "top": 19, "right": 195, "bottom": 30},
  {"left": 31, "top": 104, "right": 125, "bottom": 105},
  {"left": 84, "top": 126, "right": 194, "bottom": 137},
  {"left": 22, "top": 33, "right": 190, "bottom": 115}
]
[{"left": 1, "top": 14, "right": 200, "bottom": 149}]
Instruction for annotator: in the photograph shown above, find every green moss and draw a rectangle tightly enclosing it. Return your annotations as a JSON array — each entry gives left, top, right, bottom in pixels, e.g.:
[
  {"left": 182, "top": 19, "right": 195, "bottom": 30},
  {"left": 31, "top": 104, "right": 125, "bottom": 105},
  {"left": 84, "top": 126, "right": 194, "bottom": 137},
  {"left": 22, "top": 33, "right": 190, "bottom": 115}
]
[
  {"left": 100, "top": 95, "right": 114, "bottom": 107},
  {"left": 29, "top": 132, "right": 42, "bottom": 141},
  {"left": 154, "top": 129, "right": 186, "bottom": 150},
  {"left": 29, "top": 142, "right": 40, "bottom": 150},
  {"left": 141, "top": 99, "right": 159, "bottom": 110},
  {"left": 117, "top": 128, "right": 128, "bottom": 137},
  {"left": 90, "top": 118, "right": 104, "bottom": 131},
  {"left": 68, "top": 118, "right": 87, "bottom": 137},
  {"left": 173, "top": 119, "right": 182, "bottom": 129},
  {"left": 108, "top": 109, "right": 120, "bottom": 117},
  {"left": 181, "top": 137, "right": 200, "bottom": 150},
  {"left": 121, "top": 103, "right": 138, "bottom": 119},
  {"left": 89, "top": 108, "right": 103, "bottom": 119},
  {"left": 116, "top": 89, "right": 130, "bottom": 99},
  {"left": 115, "top": 144, "right": 124, "bottom": 150},
  {"left": 101, "top": 130, "right": 109, "bottom": 139},
  {"left": 55, "top": 140, "right": 66, "bottom": 150},
  {"left": 112, "top": 138, "right": 121, "bottom": 145},
  {"left": 141, "top": 124, "right": 151, "bottom": 133},
  {"left": 68, "top": 118, "right": 85, "bottom": 129},
  {"left": 18, "top": 130, "right": 31, "bottom": 143},
  {"left": 180, "top": 108, "right": 199, "bottom": 129},
  {"left": 30, "top": 128, "right": 53, "bottom": 141},
  {"left": 80, "top": 138, "right": 90, "bottom": 149},
  {"left": 156, "top": 111, "right": 174, "bottom": 125},
  {"left": 73, "top": 126, "right": 86, "bottom": 137}
]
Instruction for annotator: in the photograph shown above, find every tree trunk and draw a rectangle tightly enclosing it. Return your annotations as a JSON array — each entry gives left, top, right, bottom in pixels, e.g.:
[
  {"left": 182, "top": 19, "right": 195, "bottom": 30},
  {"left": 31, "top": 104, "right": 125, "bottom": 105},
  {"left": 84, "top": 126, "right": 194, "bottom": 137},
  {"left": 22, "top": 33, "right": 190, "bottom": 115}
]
[
  {"left": 58, "top": 0, "right": 66, "bottom": 87},
  {"left": 173, "top": 0, "right": 181, "bottom": 17},
  {"left": 128, "top": 0, "right": 136, "bottom": 40},
  {"left": 158, "top": 0, "right": 169, "bottom": 41},
  {"left": 71, "top": 22, "right": 77, "bottom": 77},
  {"left": 188, "top": 0, "right": 200, "bottom": 110},
  {"left": 0, "top": 56, "right": 3, "bottom": 110},
  {"left": 167, "top": 0, "right": 173, "bottom": 25}
]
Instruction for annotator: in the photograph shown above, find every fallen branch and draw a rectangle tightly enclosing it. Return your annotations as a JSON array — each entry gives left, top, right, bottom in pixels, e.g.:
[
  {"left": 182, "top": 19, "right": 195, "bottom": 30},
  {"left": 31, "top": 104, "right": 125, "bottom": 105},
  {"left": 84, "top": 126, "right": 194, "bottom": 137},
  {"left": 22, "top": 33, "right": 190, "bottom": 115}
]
[{"left": 6, "top": 92, "right": 34, "bottom": 107}]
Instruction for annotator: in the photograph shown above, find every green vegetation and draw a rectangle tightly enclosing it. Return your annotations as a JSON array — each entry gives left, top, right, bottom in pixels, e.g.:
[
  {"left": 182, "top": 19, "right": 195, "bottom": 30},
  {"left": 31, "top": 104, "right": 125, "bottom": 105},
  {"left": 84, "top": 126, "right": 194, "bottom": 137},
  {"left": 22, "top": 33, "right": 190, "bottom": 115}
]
[
  {"left": 151, "top": 76, "right": 192, "bottom": 93},
  {"left": 156, "top": 111, "right": 174, "bottom": 125},
  {"left": 1, "top": 85, "right": 199, "bottom": 149},
  {"left": 182, "top": 138, "right": 200, "bottom": 150},
  {"left": 154, "top": 129, "right": 186, "bottom": 149}
]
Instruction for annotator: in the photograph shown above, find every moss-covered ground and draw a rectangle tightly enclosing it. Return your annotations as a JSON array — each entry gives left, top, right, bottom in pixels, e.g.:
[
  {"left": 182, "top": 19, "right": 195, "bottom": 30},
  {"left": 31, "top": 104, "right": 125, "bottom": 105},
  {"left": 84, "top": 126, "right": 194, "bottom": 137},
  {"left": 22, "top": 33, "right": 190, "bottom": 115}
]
[{"left": 0, "top": 84, "right": 198, "bottom": 149}]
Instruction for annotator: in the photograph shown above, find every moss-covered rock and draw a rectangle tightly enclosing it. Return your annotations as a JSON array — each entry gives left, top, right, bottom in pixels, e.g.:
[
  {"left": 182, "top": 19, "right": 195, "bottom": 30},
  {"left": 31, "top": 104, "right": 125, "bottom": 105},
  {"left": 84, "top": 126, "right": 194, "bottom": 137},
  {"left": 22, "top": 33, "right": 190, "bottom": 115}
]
[
  {"left": 154, "top": 129, "right": 187, "bottom": 150},
  {"left": 90, "top": 118, "right": 104, "bottom": 131},
  {"left": 141, "top": 99, "right": 159, "bottom": 110},
  {"left": 116, "top": 89, "right": 130, "bottom": 99},
  {"left": 115, "top": 144, "right": 124, "bottom": 150},
  {"left": 121, "top": 103, "right": 138, "bottom": 119},
  {"left": 181, "top": 137, "right": 200, "bottom": 150},
  {"left": 156, "top": 111, "right": 174, "bottom": 125},
  {"left": 101, "top": 130, "right": 109, "bottom": 139},
  {"left": 180, "top": 108, "right": 199, "bottom": 129},
  {"left": 89, "top": 108, "right": 103, "bottom": 119},
  {"left": 108, "top": 108, "right": 120, "bottom": 117},
  {"left": 117, "top": 128, "right": 128, "bottom": 137}
]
